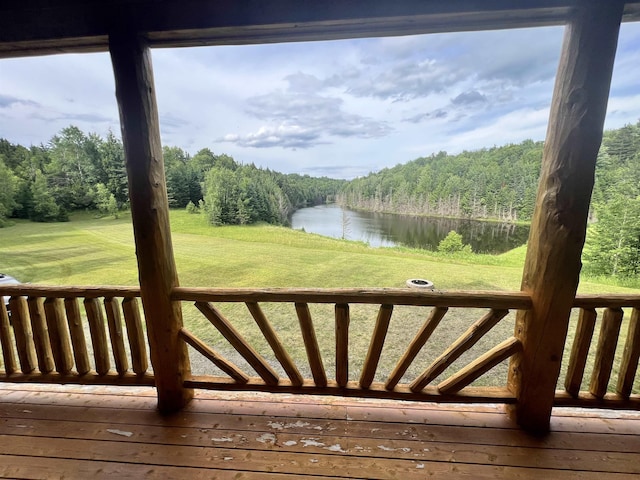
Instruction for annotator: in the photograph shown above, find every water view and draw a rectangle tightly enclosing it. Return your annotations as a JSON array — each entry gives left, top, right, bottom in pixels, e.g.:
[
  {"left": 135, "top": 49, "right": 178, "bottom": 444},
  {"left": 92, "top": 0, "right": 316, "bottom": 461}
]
[{"left": 290, "top": 204, "right": 530, "bottom": 254}]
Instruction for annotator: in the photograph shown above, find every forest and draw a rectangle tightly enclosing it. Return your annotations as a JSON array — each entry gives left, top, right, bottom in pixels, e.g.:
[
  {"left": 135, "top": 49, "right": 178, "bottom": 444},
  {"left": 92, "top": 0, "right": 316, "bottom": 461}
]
[
  {"left": 0, "top": 126, "right": 345, "bottom": 227},
  {"left": 1, "top": 121, "right": 639, "bottom": 278}
]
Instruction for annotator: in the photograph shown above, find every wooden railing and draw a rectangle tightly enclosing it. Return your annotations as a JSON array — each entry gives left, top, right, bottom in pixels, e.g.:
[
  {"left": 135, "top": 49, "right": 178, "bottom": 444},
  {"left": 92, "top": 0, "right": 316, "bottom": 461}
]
[
  {"left": 556, "top": 295, "right": 640, "bottom": 409},
  {"left": 0, "top": 285, "right": 153, "bottom": 386},
  {"left": 2, "top": 285, "right": 639, "bottom": 411},
  {"left": 172, "top": 287, "right": 531, "bottom": 403}
]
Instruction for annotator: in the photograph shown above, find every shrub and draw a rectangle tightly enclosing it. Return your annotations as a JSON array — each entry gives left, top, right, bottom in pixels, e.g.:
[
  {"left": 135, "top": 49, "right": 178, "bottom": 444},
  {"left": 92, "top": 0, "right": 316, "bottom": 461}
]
[{"left": 437, "top": 230, "right": 472, "bottom": 254}]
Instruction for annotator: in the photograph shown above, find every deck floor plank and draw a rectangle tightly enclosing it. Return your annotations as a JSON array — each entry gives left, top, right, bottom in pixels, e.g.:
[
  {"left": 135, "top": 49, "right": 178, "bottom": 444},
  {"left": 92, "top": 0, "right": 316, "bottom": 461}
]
[{"left": 1, "top": 384, "right": 639, "bottom": 479}]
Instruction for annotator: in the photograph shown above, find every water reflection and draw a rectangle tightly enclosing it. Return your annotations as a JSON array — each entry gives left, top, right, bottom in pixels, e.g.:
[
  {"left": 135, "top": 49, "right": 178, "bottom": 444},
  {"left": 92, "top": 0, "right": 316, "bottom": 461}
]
[{"left": 290, "top": 204, "right": 529, "bottom": 254}]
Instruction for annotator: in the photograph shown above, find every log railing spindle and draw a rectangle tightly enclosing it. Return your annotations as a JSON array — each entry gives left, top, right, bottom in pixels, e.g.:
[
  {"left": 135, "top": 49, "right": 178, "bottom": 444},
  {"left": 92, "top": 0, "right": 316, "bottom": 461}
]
[
  {"left": 122, "top": 297, "right": 148, "bottom": 375},
  {"left": 335, "top": 303, "right": 350, "bottom": 387},
  {"left": 64, "top": 297, "right": 91, "bottom": 375},
  {"left": 564, "top": 308, "right": 597, "bottom": 396},
  {"left": 84, "top": 297, "right": 110, "bottom": 376},
  {"left": 43, "top": 298, "right": 73, "bottom": 374},
  {"left": 386, "top": 306, "right": 448, "bottom": 390},
  {"left": 195, "top": 301, "right": 279, "bottom": 386},
  {"left": 617, "top": 308, "right": 640, "bottom": 398},
  {"left": 589, "top": 307, "right": 624, "bottom": 398},
  {"left": 0, "top": 299, "right": 17, "bottom": 374},
  {"left": 295, "top": 302, "right": 327, "bottom": 387},
  {"left": 8, "top": 296, "right": 36, "bottom": 373},
  {"left": 27, "top": 296, "right": 54, "bottom": 373},
  {"left": 104, "top": 297, "right": 129, "bottom": 375},
  {"left": 246, "top": 302, "right": 303, "bottom": 386},
  {"left": 411, "top": 309, "right": 509, "bottom": 392},
  {"left": 360, "top": 304, "right": 393, "bottom": 389}
]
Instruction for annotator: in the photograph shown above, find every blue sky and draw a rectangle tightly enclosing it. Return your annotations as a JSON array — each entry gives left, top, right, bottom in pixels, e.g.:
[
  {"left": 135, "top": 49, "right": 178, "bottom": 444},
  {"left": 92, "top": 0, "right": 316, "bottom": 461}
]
[{"left": 1, "top": 23, "right": 639, "bottom": 179}]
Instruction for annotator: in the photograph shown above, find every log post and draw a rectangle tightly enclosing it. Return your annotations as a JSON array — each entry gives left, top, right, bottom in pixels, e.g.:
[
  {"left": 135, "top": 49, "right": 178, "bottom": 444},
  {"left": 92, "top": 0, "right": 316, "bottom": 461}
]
[
  {"left": 109, "top": 31, "right": 192, "bottom": 412},
  {"left": 507, "top": 0, "right": 624, "bottom": 432}
]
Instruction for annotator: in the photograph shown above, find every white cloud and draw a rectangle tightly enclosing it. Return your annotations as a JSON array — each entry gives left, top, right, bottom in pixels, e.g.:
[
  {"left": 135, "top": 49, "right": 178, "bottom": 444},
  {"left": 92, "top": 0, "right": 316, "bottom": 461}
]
[{"left": 1, "top": 23, "right": 639, "bottom": 178}]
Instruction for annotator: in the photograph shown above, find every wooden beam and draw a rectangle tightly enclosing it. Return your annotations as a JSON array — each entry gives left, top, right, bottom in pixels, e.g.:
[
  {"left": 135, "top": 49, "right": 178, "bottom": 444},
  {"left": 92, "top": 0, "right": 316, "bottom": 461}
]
[
  {"left": 172, "top": 288, "right": 533, "bottom": 309},
  {"left": 2, "top": 1, "right": 640, "bottom": 59},
  {"left": 109, "top": 31, "right": 192, "bottom": 412},
  {"left": 508, "top": 0, "right": 624, "bottom": 433}
]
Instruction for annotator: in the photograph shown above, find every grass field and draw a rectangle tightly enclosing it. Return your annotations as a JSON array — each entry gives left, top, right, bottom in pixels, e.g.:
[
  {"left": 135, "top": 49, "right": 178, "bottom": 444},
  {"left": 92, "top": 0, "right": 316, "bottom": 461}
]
[{"left": 1, "top": 211, "right": 638, "bottom": 391}]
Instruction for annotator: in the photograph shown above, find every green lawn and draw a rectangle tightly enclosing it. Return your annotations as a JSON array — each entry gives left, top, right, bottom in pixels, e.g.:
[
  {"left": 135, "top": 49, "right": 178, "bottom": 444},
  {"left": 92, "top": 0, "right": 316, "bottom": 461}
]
[{"left": 1, "top": 211, "right": 638, "bottom": 390}]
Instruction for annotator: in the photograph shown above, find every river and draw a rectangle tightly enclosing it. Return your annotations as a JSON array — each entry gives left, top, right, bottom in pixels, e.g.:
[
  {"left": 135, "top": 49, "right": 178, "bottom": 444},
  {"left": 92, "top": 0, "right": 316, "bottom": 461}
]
[{"left": 290, "top": 204, "right": 529, "bottom": 254}]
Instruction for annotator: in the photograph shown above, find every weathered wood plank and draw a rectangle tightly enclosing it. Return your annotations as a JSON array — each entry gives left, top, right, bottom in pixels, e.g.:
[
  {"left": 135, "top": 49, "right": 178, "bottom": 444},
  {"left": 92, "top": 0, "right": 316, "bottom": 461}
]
[
  {"left": 410, "top": 309, "right": 509, "bottom": 392},
  {"left": 179, "top": 328, "right": 249, "bottom": 384},
  {"left": 386, "top": 306, "right": 448, "bottom": 390},
  {"left": 0, "top": 298, "right": 17, "bottom": 374},
  {"left": 508, "top": 0, "right": 625, "bottom": 432},
  {"left": 564, "top": 308, "right": 597, "bottom": 396},
  {"left": 84, "top": 297, "right": 110, "bottom": 376},
  {"left": 27, "top": 296, "right": 54, "bottom": 373},
  {"left": 43, "top": 298, "right": 74, "bottom": 374},
  {"left": 590, "top": 307, "right": 624, "bottom": 398},
  {"left": 8, "top": 296, "right": 36, "bottom": 373},
  {"left": 359, "top": 304, "right": 393, "bottom": 389},
  {"left": 103, "top": 297, "right": 129, "bottom": 375},
  {"left": 295, "top": 302, "right": 327, "bottom": 387},
  {"left": 335, "top": 303, "right": 350, "bottom": 387},
  {"left": 438, "top": 337, "right": 521, "bottom": 394},
  {"left": 246, "top": 302, "right": 303, "bottom": 386},
  {"left": 63, "top": 297, "right": 91, "bottom": 375},
  {"left": 110, "top": 31, "right": 192, "bottom": 412},
  {"left": 121, "top": 297, "right": 148, "bottom": 375},
  {"left": 617, "top": 308, "right": 640, "bottom": 398},
  {"left": 195, "top": 302, "right": 279, "bottom": 385}
]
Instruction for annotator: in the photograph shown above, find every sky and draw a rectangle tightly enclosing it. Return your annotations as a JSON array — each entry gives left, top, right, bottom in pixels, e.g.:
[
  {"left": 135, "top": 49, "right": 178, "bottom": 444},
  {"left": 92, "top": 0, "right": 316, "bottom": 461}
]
[{"left": 1, "top": 23, "right": 640, "bottom": 179}]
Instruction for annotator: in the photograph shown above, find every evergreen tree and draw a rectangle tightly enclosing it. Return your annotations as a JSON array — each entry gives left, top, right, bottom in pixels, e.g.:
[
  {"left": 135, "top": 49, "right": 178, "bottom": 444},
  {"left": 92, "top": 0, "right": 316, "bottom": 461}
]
[{"left": 30, "top": 170, "right": 61, "bottom": 222}]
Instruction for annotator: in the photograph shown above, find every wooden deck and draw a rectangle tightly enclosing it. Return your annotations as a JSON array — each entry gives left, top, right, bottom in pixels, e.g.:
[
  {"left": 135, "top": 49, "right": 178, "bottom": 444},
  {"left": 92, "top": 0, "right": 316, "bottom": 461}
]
[{"left": 0, "top": 385, "right": 638, "bottom": 479}]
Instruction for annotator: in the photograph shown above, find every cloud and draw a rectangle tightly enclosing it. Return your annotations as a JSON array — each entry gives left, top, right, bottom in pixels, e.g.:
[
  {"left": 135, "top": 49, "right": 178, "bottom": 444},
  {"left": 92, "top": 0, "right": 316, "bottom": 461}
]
[
  {"left": 403, "top": 109, "right": 448, "bottom": 123},
  {"left": 333, "top": 59, "right": 464, "bottom": 101},
  {"left": 221, "top": 78, "right": 393, "bottom": 149},
  {"left": 0, "top": 94, "right": 40, "bottom": 108},
  {"left": 451, "top": 90, "right": 487, "bottom": 106}
]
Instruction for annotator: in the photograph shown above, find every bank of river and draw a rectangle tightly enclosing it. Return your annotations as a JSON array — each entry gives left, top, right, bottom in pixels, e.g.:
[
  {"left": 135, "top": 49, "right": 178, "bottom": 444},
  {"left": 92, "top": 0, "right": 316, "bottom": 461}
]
[{"left": 290, "top": 204, "right": 529, "bottom": 254}]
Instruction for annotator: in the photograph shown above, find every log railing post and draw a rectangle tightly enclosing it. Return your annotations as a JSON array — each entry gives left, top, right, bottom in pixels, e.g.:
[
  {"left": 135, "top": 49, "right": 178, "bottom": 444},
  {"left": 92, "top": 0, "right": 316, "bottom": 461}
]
[
  {"left": 109, "top": 31, "right": 193, "bottom": 412},
  {"left": 507, "top": 0, "right": 624, "bottom": 432}
]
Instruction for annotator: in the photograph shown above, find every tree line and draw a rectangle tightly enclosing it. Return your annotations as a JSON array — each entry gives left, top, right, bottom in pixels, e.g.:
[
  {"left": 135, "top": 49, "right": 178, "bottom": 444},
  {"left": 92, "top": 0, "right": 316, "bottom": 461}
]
[
  {"left": 1, "top": 122, "right": 638, "bottom": 279},
  {"left": 0, "top": 126, "right": 345, "bottom": 227},
  {"left": 335, "top": 121, "right": 640, "bottom": 279},
  {"left": 337, "top": 140, "right": 542, "bottom": 222}
]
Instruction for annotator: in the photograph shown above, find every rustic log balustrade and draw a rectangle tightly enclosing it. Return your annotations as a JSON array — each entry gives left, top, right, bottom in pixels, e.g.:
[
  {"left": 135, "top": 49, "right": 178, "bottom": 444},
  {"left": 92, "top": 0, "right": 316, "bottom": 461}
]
[
  {"left": 172, "top": 287, "right": 529, "bottom": 403},
  {"left": 557, "top": 297, "right": 640, "bottom": 410},
  {"left": 2, "top": 285, "right": 639, "bottom": 417},
  {"left": 0, "top": 285, "right": 153, "bottom": 386}
]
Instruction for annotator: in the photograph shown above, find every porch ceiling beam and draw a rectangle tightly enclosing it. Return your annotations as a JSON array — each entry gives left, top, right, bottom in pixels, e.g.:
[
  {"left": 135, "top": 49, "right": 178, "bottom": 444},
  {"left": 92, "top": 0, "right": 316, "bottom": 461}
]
[{"left": 1, "top": 0, "right": 640, "bottom": 59}]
